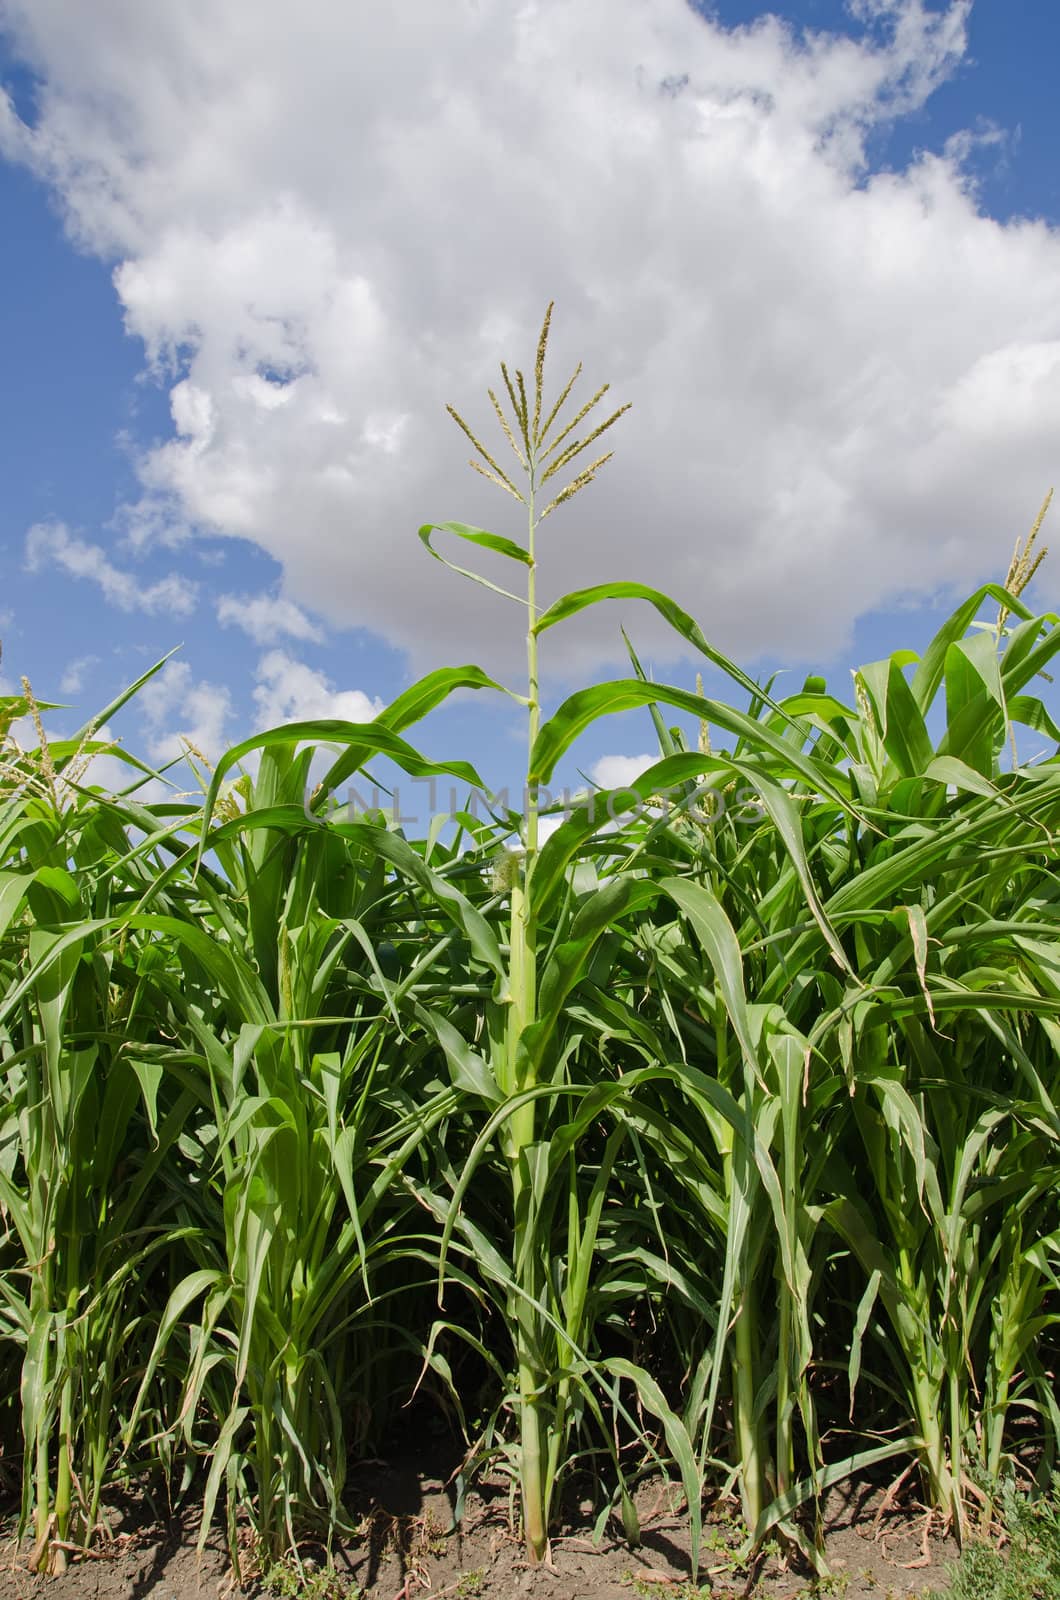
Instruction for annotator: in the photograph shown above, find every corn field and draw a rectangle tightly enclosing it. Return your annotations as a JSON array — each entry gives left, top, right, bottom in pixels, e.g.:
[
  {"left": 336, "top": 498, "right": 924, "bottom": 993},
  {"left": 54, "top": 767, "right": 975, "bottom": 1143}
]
[{"left": 2, "top": 311, "right": 1060, "bottom": 1582}]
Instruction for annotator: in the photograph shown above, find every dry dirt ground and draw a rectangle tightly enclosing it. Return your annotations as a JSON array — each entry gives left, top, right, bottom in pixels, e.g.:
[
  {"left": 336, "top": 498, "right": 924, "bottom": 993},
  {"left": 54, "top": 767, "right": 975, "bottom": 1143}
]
[{"left": 0, "top": 1461, "right": 960, "bottom": 1600}]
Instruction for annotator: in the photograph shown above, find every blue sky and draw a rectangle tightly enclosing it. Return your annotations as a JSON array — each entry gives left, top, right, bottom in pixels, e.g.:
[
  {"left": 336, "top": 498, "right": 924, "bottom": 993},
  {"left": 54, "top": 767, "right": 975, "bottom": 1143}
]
[{"left": 1, "top": 0, "right": 1058, "bottom": 809}]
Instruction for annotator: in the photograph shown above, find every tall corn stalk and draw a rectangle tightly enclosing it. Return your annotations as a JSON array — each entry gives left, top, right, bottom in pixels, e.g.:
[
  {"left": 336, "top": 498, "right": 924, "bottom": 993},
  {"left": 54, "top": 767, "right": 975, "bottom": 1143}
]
[
  {"left": 626, "top": 564, "right": 1060, "bottom": 1546},
  {"left": 146, "top": 722, "right": 503, "bottom": 1568},
  {"left": 431, "top": 308, "right": 633, "bottom": 1560},
  {"left": 424, "top": 308, "right": 856, "bottom": 1562},
  {"left": 0, "top": 673, "right": 199, "bottom": 1572}
]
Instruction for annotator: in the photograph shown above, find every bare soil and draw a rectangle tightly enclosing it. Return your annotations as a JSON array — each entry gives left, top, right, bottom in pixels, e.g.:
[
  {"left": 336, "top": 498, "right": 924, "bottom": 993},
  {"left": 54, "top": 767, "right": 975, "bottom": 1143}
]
[{"left": 0, "top": 1458, "right": 959, "bottom": 1600}]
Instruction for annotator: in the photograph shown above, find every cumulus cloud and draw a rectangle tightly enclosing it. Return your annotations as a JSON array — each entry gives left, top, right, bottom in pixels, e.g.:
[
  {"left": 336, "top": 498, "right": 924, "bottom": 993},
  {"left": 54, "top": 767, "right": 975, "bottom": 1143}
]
[
  {"left": 25, "top": 522, "right": 198, "bottom": 616},
  {"left": 252, "top": 650, "right": 383, "bottom": 727},
  {"left": 138, "top": 660, "right": 232, "bottom": 763},
  {"left": 4, "top": 0, "right": 1060, "bottom": 677},
  {"left": 59, "top": 654, "right": 99, "bottom": 695},
  {"left": 217, "top": 591, "right": 324, "bottom": 644},
  {"left": 589, "top": 753, "right": 660, "bottom": 790}
]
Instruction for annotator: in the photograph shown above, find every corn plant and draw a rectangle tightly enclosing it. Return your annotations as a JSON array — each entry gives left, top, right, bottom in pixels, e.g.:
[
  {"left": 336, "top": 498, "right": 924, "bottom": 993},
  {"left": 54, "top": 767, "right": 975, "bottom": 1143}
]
[
  {"left": 139, "top": 707, "right": 510, "bottom": 1568},
  {"left": 2, "top": 322, "right": 1060, "bottom": 1583},
  {"left": 0, "top": 673, "right": 201, "bottom": 1571},
  {"left": 609, "top": 566, "right": 1060, "bottom": 1547},
  {"left": 383, "top": 307, "right": 866, "bottom": 1565}
]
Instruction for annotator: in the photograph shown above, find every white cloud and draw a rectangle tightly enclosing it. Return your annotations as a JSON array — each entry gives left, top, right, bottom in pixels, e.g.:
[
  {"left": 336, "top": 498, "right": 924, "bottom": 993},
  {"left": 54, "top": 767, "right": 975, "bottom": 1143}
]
[
  {"left": 138, "top": 660, "right": 232, "bottom": 763},
  {"left": 25, "top": 522, "right": 198, "bottom": 616},
  {"left": 59, "top": 654, "right": 99, "bottom": 695},
  {"left": 536, "top": 812, "right": 569, "bottom": 845},
  {"left": 217, "top": 591, "right": 323, "bottom": 644},
  {"left": 590, "top": 754, "right": 660, "bottom": 791},
  {"left": 6, "top": 0, "right": 1060, "bottom": 677},
  {"left": 252, "top": 650, "right": 383, "bottom": 727}
]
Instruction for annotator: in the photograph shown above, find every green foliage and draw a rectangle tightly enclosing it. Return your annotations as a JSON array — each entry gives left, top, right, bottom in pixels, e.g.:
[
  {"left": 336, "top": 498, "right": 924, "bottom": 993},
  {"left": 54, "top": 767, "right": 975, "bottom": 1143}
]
[
  {"left": 1, "top": 313, "right": 1059, "bottom": 1581},
  {"left": 261, "top": 1551, "right": 361, "bottom": 1600},
  {"left": 947, "top": 1481, "right": 1060, "bottom": 1600}
]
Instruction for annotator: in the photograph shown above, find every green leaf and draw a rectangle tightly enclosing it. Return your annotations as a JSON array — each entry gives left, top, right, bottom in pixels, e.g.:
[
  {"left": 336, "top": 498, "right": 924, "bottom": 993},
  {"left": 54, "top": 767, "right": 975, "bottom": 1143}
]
[
  {"left": 200, "top": 722, "right": 484, "bottom": 853},
  {"left": 603, "top": 1357, "right": 702, "bottom": 1577},
  {"left": 529, "top": 678, "right": 855, "bottom": 815},
  {"left": 910, "top": 583, "right": 1038, "bottom": 714},
  {"left": 534, "top": 580, "right": 788, "bottom": 717},
  {"left": 418, "top": 520, "right": 531, "bottom": 604},
  {"left": 939, "top": 631, "right": 1005, "bottom": 775}
]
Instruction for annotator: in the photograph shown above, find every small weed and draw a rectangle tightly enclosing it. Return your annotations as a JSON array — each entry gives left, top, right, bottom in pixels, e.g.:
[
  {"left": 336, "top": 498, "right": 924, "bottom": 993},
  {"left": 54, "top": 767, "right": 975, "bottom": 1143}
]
[
  {"left": 703, "top": 1522, "right": 741, "bottom": 1556},
  {"left": 945, "top": 1479, "right": 1060, "bottom": 1600},
  {"left": 455, "top": 1568, "right": 487, "bottom": 1597},
  {"left": 261, "top": 1553, "right": 359, "bottom": 1599},
  {"left": 417, "top": 1507, "right": 450, "bottom": 1559},
  {"left": 631, "top": 1580, "right": 713, "bottom": 1599},
  {"left": 808, "top": 1573, "right": 850, "bottom": 1597}
]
